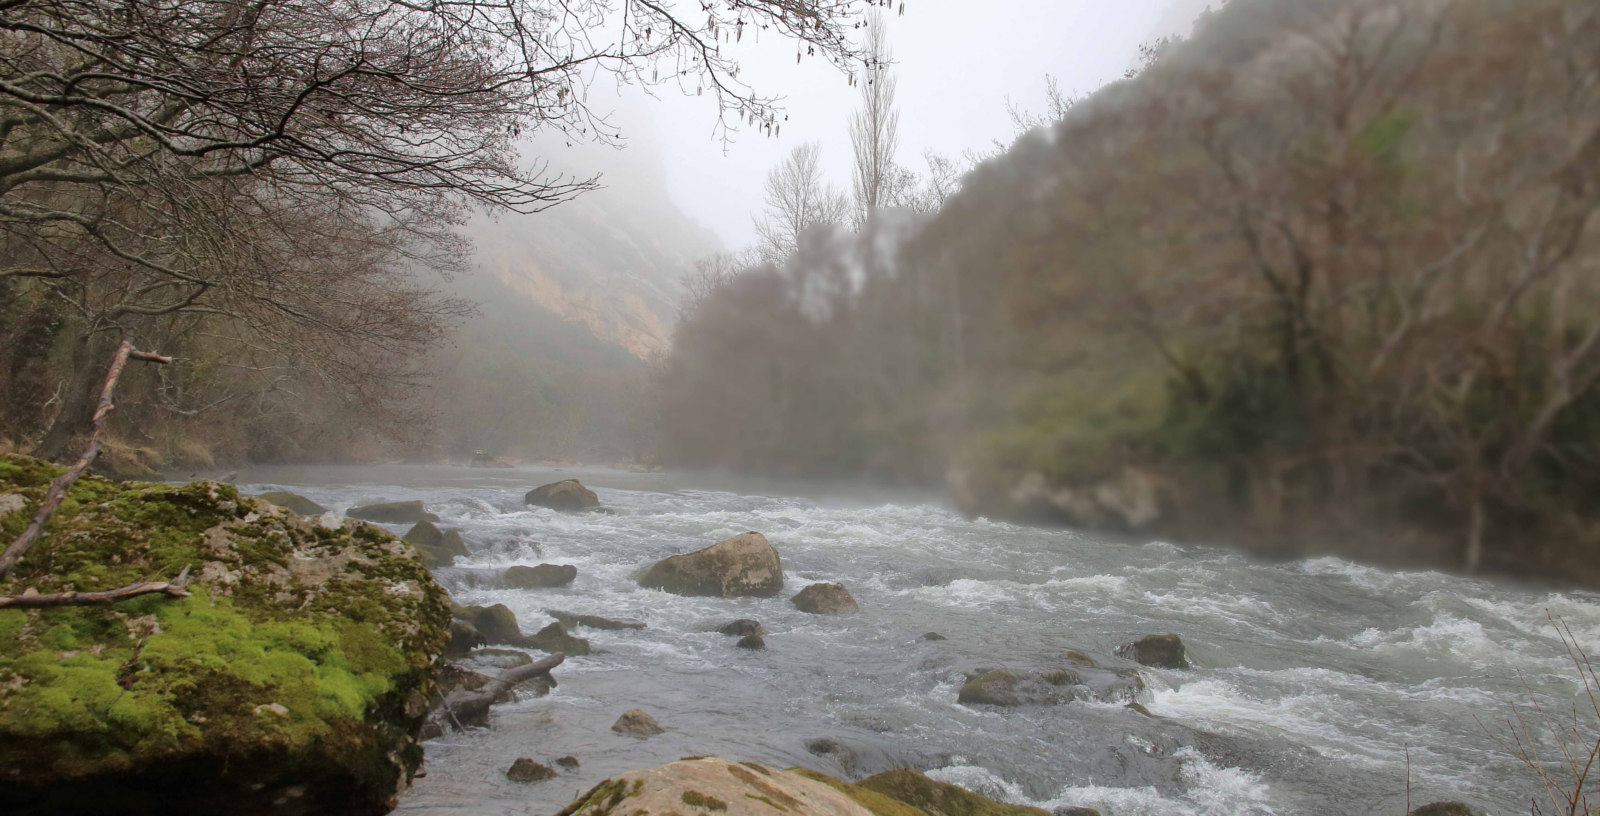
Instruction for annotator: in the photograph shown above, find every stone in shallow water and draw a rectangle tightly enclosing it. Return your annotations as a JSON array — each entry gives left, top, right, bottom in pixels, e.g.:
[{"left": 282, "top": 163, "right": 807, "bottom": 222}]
[
  {"left": 346, "top": 499, "right": 438, "bottom": 523},
  {"left": 503, "top": 563, "right": 577, "bottom": 589},
  {"left": 719, "top": 618, "right": 764, "bottom": 637},
  {"left": 549, "top": 609, "right": 647, "bottom": 630},
  {"left": 736, "top": 634, "right": 766, "bottom": 650},
  {"left": 923, "top": 631, "right": 947, "bottom": 641},
  {"left": 612, "top": 709, "right": 665, "bottom": 737},
  {"left": 507, "top": 758, "right": 557, "bottom": 783},
  {"left": 524, "top": 479, "right": 599, "bottom": 511},
  {"left": 790, "top": 582, "right": 860, "bottom": 615},
  {"left": 555, "top": 755, "right": 581, "bottom": 770},
  {"left": 1117, "top": 634, "right": 1188, "bottom": 669},
  {"left": 638, "top": 532, "right": 784, "bottom": 598}
]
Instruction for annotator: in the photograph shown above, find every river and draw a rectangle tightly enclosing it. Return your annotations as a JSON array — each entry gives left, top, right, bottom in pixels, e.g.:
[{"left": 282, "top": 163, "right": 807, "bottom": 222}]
[{"left": 231, "top": 463, "right": 1600, "bottom": 816}]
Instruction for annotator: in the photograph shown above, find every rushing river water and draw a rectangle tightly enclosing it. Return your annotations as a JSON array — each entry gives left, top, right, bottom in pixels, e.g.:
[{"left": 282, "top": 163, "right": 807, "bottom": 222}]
[{"left": 232, "top": 464, "right": 1600, "bottom": 816}]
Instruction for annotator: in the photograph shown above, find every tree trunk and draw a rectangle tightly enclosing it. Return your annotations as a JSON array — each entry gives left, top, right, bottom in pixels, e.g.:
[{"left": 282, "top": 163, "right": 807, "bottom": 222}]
[
  {"left": 1465, "top": 492, "right": 1486, "bottom": 573},
  {"left": 32, "top": 331, "right": 116, "bottom": 462}
]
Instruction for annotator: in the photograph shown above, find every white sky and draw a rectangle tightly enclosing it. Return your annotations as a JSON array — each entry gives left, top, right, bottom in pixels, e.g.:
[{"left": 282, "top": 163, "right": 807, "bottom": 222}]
[{"left": 536, "top": 0, "right": 1213, "bottom": 250}]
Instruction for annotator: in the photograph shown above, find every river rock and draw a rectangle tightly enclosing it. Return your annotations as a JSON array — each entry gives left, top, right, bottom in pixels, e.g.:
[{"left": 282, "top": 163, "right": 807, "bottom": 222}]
[
  {"left": 1118, "top": 634, "right": 1189, "bottom": 669},
  {"left": 958, "top": 666, "right": 1145, "bottom": 707},
  {"left": 346, "top": 499, "right": 439, "bottom": 523},
  {"left": 718, "top": 618, "right": 765, "bottom": 637},
  {"left": 638, "top": 532, "right": 784, "bottom": 597},
  {"left": 612, "top": 709, "right": 665, "bottom": 737},
  {"left": 855, "top": 768, "right": 1059, "bottom": 815},
  {"left": 0, "top": 455, "right": 450, "bottom": 816},
  {"left": 790, "top": 582, "right": 860, "bottom": 615},
  {"left": 404, "top": 519, "right": 469, "bottom": 567},
  {"left": 923, "top": 631, "right": 947, "bottom": 641},
  {"left": 1409, "top": 804, "right": 1481, "bottom": 816},
  {"left": 504, "top": 563, "right": 577, "bottom": 588},
  {"left": 548, "top": 609, "right": 647, "bottom": 630},
  {"left": 524, "top": 479, "right": 600, "bottom": 511},
  {"left": 555, "top": 755, "right": 581, "bottom": 770},
  {"left": 507, "top": 758, "right": 557, "bottom": 783},
  {"left": 253, "top": 490, "right": 327, "bottom": 516},
  {"left": 460, "top": 603, "right": 524, "bottom": 644},
  {"left": 736, "top": 634, "right": 766, "bottom": 650},
  {"left": 446, "top": 619, "right": 487, "bottom": 658},
  {"left": 523, "top": 621, "right": 591, "bottom": 655}
]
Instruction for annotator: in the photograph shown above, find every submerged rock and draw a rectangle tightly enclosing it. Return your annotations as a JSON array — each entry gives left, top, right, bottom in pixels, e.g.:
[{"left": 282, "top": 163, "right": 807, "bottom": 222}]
[
  {"left": 0, "top": 455, "right": 449, "bottom": 816},
  {"left": 1409, "top": 804, "right": 1481, "bottom": 816},
  {"left": 611, "top": 709, "right": 665, "bottom": 738},
  {"left": 957, "top": 666, "right": 1145, "bottom": 707},
  {"left": 638, "top": 532, "right": 784, "bottom": 598},
  {"left": 525, "top": 479, "right": 600, "bottom": 512},
  {"left": 736, "top": 634, "right": 766, "bottom": 650},
  {"left": 453, "top": 605, "right": 590, "bottom": 655},
  {"left": 253, "top": 489, "right": 327, "bottom": 516},
  {"left": 790, "top": 582, "right": 860, "bottom": 615},
  {"left": 548, "top": 609, "right": 647, "bottom": 630},
  {"left": 555, "top": 755, "right": 581, "bottom": 770},
  {"left": 718, "top": 618, "right": 765, "bottom": 637},
  {"left": 524, "top": 621, "right": 591, "bottom": 656},
  {"left": 346, "top": 499, "right": 439, "bottom": 524},
  {"left": 504, "top": 563, "right": 578, "bottom": 589},
  {"left": 923, "top": 632, "right": 947, "bottom": 641},
  {"left": 507, "top": 758, "right": 557, "bottom": 783},
  {"left": 1118, "top": 634, "right": 1189, "bottom": 669}
]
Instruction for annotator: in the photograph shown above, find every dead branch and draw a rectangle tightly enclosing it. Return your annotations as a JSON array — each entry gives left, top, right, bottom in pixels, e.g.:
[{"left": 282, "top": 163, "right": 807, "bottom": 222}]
[
  {"left": 0, "top": 340, "right": 171, "bottom": 580},
  {"left": 433, "top": 653, "right": 566, "bottom": 731},
  {"left": 0, "top": 565, "right": 192, "bottom": 609}
]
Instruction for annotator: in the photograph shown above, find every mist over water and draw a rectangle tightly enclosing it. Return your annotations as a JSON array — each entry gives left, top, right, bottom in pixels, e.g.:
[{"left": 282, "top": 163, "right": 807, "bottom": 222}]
[{"left": 233, "top": 465, "right": 1598, "bottom": 816}]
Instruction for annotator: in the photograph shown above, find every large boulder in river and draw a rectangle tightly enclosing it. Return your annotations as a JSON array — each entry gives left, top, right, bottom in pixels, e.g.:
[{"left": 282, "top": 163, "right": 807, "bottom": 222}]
[
  {"left": 790, "top": 582, "right": 860, "bottom": 615},
  {"left": 637, "top": 532, "right": 784, "bottom": 597},
  {"left": 504, "top": 563, "right": 577, "bottom": 589},
  {"left": 1118, "top": 634, "right": 1189, "bottom": 669},
  {"left": 0, "top": 455, "right": 450, "bottom": 816},
  {"left": 347, "top": 499, "right": 439, "bottom": 524},
  {"left": 253, "top": 489, "right": 327, "bottom": 516},
  {"left": 524, "top": 479, "right": 599, "bottom": 512},
  {"left": 611, "top": 709, "right": 665, "bottom": 737},
  {"left": 555, "top": 758, "right": 1059, "bottom": 816}
]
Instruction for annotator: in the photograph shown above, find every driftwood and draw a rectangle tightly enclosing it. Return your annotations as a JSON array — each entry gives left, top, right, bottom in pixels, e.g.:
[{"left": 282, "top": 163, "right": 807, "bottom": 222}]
[
  {"left": 0, "top": 341, "right": 177, "bottom": 598},
  {"left": 0, "top": 565, "right": 192, "bottom": 609},
  {"left": 430, "top": 652, "right": 565, "bottom": 733}
]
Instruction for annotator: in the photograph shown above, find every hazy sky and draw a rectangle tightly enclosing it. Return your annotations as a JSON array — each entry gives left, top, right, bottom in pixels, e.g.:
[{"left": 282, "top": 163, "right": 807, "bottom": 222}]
[{"left": 539, "top": 0, "right": 1212, "bottom": 250}]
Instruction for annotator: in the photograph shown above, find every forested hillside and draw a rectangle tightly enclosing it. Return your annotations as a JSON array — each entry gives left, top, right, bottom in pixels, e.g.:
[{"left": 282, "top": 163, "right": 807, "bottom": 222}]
[{"left": 659, "top": 0, "right": 1600, "bottom": 582}]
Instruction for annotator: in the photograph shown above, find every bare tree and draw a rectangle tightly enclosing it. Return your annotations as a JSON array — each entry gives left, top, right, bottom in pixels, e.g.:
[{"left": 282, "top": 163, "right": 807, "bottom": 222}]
[
  {"left": 754, "top": 142, "right": 849, "bottom": 263},
  {"left": 849, "top": 11, "right": 905, "bottom": 221}
]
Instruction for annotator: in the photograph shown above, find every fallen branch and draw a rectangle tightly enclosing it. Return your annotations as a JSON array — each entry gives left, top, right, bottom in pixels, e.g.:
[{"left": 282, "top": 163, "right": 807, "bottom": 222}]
[
  {"left": 0, "top": 341, "right": 171, "bottom": 580},
  {"left": 432, "top": 652, "right": 565, "bottom": 732},
  {"left": 0, "top": 565, "right": 192, "bottom": 609}
]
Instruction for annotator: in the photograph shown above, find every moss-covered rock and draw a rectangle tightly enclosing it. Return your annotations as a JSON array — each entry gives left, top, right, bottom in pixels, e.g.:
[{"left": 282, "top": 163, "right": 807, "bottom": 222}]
[
  {"left": 254, "top": 490, "right": 329, "bottom": 516},
  {"left": 0, "top": 455, "right": 450, "bottom": 816},
  {"left": 347, "top": 500, "right": 438, "bottom": 524},
  {"left": 853, "top": 769, "right": 1061, "bottom": 816}
]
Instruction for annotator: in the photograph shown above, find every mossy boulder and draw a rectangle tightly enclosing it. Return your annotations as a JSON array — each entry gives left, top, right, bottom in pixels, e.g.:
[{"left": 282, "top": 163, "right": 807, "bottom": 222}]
[
  {"left": 524, "top": 479, "right": 599, "bottom": 512},
  {"left": 852, "top": 768, "right": 1063, "bottom": 816},
  {"left": 638, "top": 532, "right": 784, "bottom": 598},
  {"left": 347, "top": 500, "right": 438, "bottom": 524},
  {"left": 254, "top": 490, "right": 328, "bottom": 516},
  {"left": 0, "top": 455, "right": 451, "bottom": 816}
]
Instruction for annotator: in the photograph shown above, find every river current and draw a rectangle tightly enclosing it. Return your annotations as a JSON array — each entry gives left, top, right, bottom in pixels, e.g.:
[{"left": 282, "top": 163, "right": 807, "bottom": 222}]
[{"left": 232, "top": 464, "right": 1600, "bottom": 816}]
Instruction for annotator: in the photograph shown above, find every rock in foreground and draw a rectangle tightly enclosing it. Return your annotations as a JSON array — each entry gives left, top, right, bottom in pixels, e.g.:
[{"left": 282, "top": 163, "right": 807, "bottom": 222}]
[
  {"left": 524, "top": 479, "right": 600, "bottom": 512},
  {"left": 253, "top": 490, "right": 328, "bottom": 516},
  {"left": 790, "top": 582, "right": 860, "bottom": 615},
  {"left": 555, "top": 758, "right": 1063, "bottom": 816},
  {"left": 0, "top": 455, "right": 450, "bottom": 816},
  {"left": 638, "top": 532, "right": 784, "bottom": 597}
]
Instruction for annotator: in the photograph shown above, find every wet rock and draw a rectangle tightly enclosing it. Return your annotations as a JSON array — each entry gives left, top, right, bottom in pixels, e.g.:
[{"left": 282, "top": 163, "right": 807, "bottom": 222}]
[
  {"left": 790, "top": 582, "right": 860, "bottom": 615},
  {"left": 855, "top": 768, "right": 1056, "bottom": 816},
  {"left": 404, "top": 520, "right": 469, "bottom": 568},
  {"left": 524, "top": 479, "right": 599, "bottom": 512},
  {"left": 446, "top": 619, "right": 487, "bottom": 658},
  {"left": 805, "top": 738, "right": 843, "bottom": 756},
  {"left": 1055, "top": 808, "right": 1105, "bottom": 816},
  {"left": 1066, "top": 650, "right": 1097, "bottom": 666},
  {"left": 1125, "top": 702, "right": 1157, "bottom": 718},
  {"left": 558, "top": 758, "right": 880, "bottom": 816},
  {"left": 460, "top": 603, "right": 523, "bottom": 645},
  {"left": 957, "top": 666, "right": 1145, "bottom": 707},
  {"left": 638, "top": 532, "right": 784, "bottom": 598},
  {"left": 555, "top": 756, "right": 581, "bottom": 770},
  {"left": 1118, "top": 634, "right": 1189, "bottom": 669},
  {"left": 736, "top": 634, "right": 766, "bottom": 650},
  {"left": 507, "top": 758, "right": 557, "bottom": 783},
  {"left": 504, "top": 563, "right": 577, "bottom": 589},
  {"left": 923, "top": 632, "right": 947, "bottom": 641},
  {"left": 718, "top": 619, "right": 765, "bottom": 637},
  {"left": 1409, "top": 804, "right": 1481, "bottom": 816},
  {"left": 523, "top": 621, "right": 591, "bottom": 656},
  {"left": 612, "top": 708, "right": 665, "bottom": 737},
  {"left": 346, "top": 499, "right": 438, "bottom": 524},
  {"left": 548, "top": 609, "right": 647, "bottom": 630},
  {"left": 253, "top": 490, "right": 327, "bottom": 516}
]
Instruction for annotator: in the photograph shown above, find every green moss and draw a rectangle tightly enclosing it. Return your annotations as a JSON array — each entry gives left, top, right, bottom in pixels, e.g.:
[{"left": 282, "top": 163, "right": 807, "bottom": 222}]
[
  {"left": 557, "top": 778, "right": 632, "bottom": 816},
  {"left": 788, "top": 768, "right": 926, "bottom": 816},
  {"left": 856, "top": 769, "right": 1055, "bottom": 816},
  {"left": 0, "top": 454, "right": 449, "bottom": 786},
  {"left": 681, "top": 790, "right": 728, "bottom": 811}
]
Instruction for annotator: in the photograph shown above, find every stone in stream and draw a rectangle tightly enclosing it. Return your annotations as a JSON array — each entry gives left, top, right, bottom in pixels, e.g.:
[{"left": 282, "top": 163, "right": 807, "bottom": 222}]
[
  {"left": 735, "top": 634, "right": 766, "bottom": 650},
  {"left": 1117, "top": 634, "right": 1189, "bottom": 669},
  {"left": 503, "top": 563, "right": 577, "bottom": 589},
  {"left": 404, "top": 519, "right": 468, "bottom": 568},
  {"left": 718, "top": 619, "right": 765, "bottom": 637},
  {"left": 638, "top": 532, "right": 784, "bottom": 598},
  {"left": 506, "top": 758, "right": 557, "bottom": 783},
  {"left": 548, "top": 609, "right": 647, "bottom": 630},
  {"left": 346, "top": 499, "right": 438, "bottom": 523},
  {"left": 957, "top": 666, "right": 1145, "bottom": 707},
  {"left": 922, "top": 632, "right": 947, "bottom": 641},
  {"left": 445, "top": 619, "right": 487, "bottom": 658},
  {"left": 555, "top": 755, "right": 581, "bottom": 770},
  {"left": 1409, "top": 805, "right": 1481, "bottom": 816},
  {"left": 523, "top": 621, "right": 591, "bottom": 656},
  {"left": 253, "top": 490, "right": 327, "bottom": 516},
  {"left": 612, "top": 709, "right": 665, "bottom": 737},
  {"left": 790, "top": 582, "right": 859, "bottom": 615},
  {"left": 524, "top": 479, "right": 600, "bottom": 512},
  {"left": 454, "top": 605, "right": 591, "bottom": 655}
]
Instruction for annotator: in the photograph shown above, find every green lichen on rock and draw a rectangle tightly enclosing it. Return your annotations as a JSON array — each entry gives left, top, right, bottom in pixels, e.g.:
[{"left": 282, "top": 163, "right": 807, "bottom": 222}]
[
  {"left": 0, "top": 454, "right": 450, "bottom": 816},
  {"left": 854, "top": 769, "right": 1059, "bottom": 816}
]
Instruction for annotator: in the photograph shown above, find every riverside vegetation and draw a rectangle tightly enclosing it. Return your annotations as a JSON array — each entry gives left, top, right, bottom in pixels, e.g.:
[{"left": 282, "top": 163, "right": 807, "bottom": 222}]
[{"left": 657, "top": 0, "right": 1600, "bottom": 585}]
